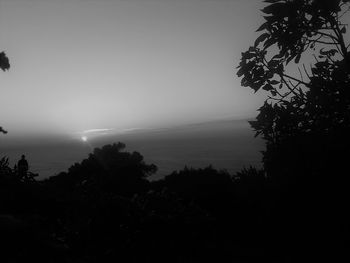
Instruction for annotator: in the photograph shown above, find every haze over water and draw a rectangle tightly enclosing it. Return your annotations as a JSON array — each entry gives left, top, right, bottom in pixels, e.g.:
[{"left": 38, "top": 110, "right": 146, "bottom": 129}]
[{"left": 1, "top": 119, "right": 264, "bottom": 180}]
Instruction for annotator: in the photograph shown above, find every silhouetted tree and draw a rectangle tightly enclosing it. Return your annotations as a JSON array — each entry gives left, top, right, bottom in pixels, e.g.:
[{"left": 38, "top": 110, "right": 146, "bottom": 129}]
[
  {"left": 49, "top": 142, "right": 157, "bottom": 197},
  {"left": 237, "top": 1, "right": 350, "bottom": 260},
  {"left": 237, "top": 0, "right": 350, "bottom": 180}
]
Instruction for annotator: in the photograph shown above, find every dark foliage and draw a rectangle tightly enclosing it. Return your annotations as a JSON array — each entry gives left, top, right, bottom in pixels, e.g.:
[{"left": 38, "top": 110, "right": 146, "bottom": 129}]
[
  {"left": 238, "top": 0, "right": 350, "bottom": 181},
  {"left": 1, "top": 135, "right": 348, "bottom": 262},
  {"left": 0, "top": 51, "right": 10, "bottom": 72},
  {"left": 236, "top": 0, "right": 350, "bottom": 261},
  {"left": 0, "top": 144, "right": 275, "bottom": 262},
  {"left": 153, "top": 166, "right": 235, "bottom": 216},
  {"left": 47, "top": 142, "right": 157, "bottom": 198},
  {"left": 0, "top": 157, "right": 64, "bottom": 262}
]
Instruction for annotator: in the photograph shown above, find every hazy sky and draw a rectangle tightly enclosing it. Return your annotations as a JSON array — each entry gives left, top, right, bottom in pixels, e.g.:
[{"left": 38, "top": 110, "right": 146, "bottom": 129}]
[{"left": 0, "top": 0, "right": 265, "bottom": 138}]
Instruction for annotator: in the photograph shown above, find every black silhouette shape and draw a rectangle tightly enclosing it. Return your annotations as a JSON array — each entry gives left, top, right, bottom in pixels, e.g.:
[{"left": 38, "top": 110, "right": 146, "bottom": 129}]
[
  {"left": 48, "top": 142, "right": 157, "bottom": 197},
  {"left": 17, "top": 154, "right": 29, "bottom": 180},
  {"left": 0, "top": 51, "right": 10, "bottom": 71},
  {"left": 0, "top": 126, "right": 7, "bottom": 134},
  {"left": 236, "top": 0, "right": 350, "bottom": 261},
  {"left": 237, "top": 0, "right": 350, "bottom": 179}
]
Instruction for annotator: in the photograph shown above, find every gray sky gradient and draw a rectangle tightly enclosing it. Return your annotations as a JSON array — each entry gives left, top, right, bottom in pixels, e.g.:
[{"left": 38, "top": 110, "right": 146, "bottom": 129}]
[{"left": 0, "top": 0, "right": 265, "bottom": 139}]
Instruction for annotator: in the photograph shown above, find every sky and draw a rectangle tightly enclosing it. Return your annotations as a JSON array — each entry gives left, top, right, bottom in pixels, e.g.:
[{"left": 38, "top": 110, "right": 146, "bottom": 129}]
[{"left": 0, "top": 0, "right": 265, "bottom": 140}]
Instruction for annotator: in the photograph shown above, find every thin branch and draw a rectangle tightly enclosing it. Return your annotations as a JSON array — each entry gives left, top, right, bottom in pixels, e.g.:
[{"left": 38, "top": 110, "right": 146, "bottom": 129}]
[
  {"left": 313, "top": 54, "right": 320, "bottom": 63},
  {"left": 339, "top": 3, "right": 350, "bottom": 19},
  {"left": 313, "top": 31, "right": 339, "bottom": 41},
  {"left": 302, "top": 64, "right": 311, "bottom": 80},
  {"left": 331, "top": 16, "right": 348, "bottom": 57},
  {"left": 280, "top": 75, "right": 303, "bottom": 99},
  {"left": 267, "top": 95, "right": 287, "bottom": 103},
  {"left": 298, "top": 67, "right": 304, "bottom": 82},
  {"left": 262, "top": 55, "right": 310, "bottom": 94},
  {"left": 305, "top": 35, "right": 339, "bottom": 53},
  {"left": 312, "top": 40, "right": 339, "bottom": 45},
  {"left": 288, "top": 80, "right": 301, "bottom": 90},
  {"left": 274, "top": 87, "right": 287, "bottom": 99},
  {"left": 327, "top": 55, "right": 336, "bottom": 64},
  {"left": 330, "top": 37, "right": 343, "bottom": 53},
  {"left": 281, "top": 73, "right": 310, "bottom": 87}
]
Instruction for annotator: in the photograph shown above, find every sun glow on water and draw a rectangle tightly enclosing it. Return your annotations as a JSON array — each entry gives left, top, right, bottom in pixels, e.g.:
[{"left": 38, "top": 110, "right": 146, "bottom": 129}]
[{"left": 81, "top": 136, "right": 88, "bottom": 142}]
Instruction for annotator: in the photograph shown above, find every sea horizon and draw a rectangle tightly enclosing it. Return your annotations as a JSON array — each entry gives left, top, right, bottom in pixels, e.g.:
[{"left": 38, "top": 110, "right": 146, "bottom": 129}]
[{"left": 0, "top": 119, "right": 264, "bottom": 180}]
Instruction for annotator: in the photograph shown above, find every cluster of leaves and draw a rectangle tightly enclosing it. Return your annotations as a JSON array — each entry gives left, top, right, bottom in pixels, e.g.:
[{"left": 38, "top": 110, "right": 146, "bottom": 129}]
[
  {"left": 0, "top": 51, "right": 9, "bottom": 71},
  {"left": 237, "top": 0, "right": 350, "bottom": 145}
]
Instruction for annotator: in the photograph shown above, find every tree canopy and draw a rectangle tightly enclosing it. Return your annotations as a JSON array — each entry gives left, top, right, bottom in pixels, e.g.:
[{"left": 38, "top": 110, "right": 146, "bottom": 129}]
[
  {"left": 237, "top": 0, "right": 350, "bottom": 178},
  {"left": 237, "top": 0, "right": 350, "bottom": 140},
  {"left": 48, "top": 143, "right": 157, "bottom": 197}
]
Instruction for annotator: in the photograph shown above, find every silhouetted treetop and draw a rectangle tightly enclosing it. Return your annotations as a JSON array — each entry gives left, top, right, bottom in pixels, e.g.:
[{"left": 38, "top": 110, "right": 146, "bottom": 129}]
[
  {"left": 49, "top": 143, "right": 157, "bottom": 197},
  {"left": 87, "top": 142, "right": 157, "bottom": 177},
  {"left": 238, "top": 0, "right": 349, "bottom": 142}
]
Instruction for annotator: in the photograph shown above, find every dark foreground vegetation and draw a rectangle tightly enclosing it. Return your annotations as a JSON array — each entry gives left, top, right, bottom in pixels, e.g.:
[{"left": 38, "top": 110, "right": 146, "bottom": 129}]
[
  {"left": 0, "top": 139, "right": 348, "bottom": 262},
  {"left": 1, "top": 0, "right": 349, "bottom": 262},
  {"left": 0, "top": 145, "right": 260, "bottom": 263}
]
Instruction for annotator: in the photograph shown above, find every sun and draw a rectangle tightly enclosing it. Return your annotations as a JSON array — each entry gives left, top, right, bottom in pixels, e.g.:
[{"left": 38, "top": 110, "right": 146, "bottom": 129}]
[{"left": 81, "top": 136, "right": 88, "bottom": 142}]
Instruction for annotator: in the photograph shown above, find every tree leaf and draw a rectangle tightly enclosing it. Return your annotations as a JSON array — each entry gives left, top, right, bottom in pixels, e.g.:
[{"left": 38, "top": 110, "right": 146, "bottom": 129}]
[
  {"left": 256, "top": 22, "right": 268, "bottom": 32},
  {"left": 237, "top": 67, "right": 245, "bottom": 77},
  {"left": 263, "top": 38, "right": 275, "bottom": 49},
  {"left": 262, "top": 84, "right": 273, "bottom": 91},
  {"left": 270, "top": 90, "right": 277, "bottom": 96},
  {"left": 254, "top": 33, "right": 270, "bottom": 47},
  {"left": 294, "top": 53, "right": 301, "bottom": 64},
  {"left": 320, "top": 48, "right": 327, "bottom": 55},
  {"left": 262, "top": 3, "right": 286, "bottom": 15}
]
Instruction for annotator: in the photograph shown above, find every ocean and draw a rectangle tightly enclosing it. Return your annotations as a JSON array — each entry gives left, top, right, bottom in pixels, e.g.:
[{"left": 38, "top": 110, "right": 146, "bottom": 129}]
[{"left": 0, "top": 120, "right": 265, "bottom": 180}]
